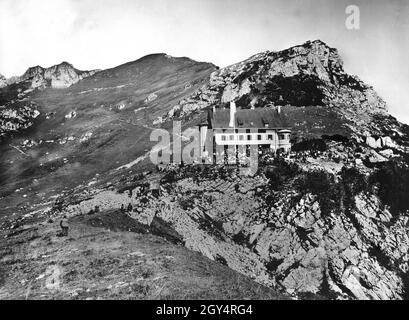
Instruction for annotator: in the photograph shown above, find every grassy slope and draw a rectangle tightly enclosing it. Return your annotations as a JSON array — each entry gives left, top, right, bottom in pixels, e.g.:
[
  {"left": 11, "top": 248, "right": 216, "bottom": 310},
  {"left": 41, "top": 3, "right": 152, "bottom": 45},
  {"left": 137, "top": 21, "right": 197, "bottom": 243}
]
[
  {"left": 281, "top": 105, "right": 352, "bottom": 141},
  {"left": 0, "top": 210, "right": 286, "bottom": 300},
  {"left": 0, "top": 54, "right": 216, "bottom": 216}
]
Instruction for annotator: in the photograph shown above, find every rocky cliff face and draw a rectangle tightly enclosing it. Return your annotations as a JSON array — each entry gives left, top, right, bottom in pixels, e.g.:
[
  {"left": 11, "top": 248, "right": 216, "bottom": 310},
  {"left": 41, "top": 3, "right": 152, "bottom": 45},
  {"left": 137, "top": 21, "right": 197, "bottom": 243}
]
[
  {"left": 0, "top": 102, "right": 40, "bottom": 139},
  {"left": 23, "top": 62, "right": 97, "bottom": 89},
  {"left": 0, "top": 53, "right": 216, "bottom": 210},
  {"left": 0, "top": 74, "right": 7, "bottom": 88},
  {"left": 49, "top": 40, "right": 409, "bottom": 300},
  {"left": 158, "top": 40, "right": 391, "bottom": 138},
  {"left": 1, "top": 41, "right": 408, "bottom": 300},
  {"left": 5, "top": 62, "right": 98, "bottom": 90},
  {"left": 53, "top": 156, "right": 408, "bottom": 300}
]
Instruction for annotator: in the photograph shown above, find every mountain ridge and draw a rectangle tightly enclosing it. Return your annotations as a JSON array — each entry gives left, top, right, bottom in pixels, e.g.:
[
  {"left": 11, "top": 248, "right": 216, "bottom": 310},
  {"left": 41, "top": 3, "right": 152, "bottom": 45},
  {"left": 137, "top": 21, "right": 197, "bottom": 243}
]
[
  {"left": 1, "top": 61, "right": 99, "bottom": 90},
  {"left": 0, "top": 53, "right": 217, "bottom": 89},
  {"left": 158, "top": 40, "right": 390, "bottom": 135},
  {"left": 1, "top": 40, "right": 409, "bottom": 300},
  {"left": 0, "top": 74, "right": 6, "bottom": 88}
]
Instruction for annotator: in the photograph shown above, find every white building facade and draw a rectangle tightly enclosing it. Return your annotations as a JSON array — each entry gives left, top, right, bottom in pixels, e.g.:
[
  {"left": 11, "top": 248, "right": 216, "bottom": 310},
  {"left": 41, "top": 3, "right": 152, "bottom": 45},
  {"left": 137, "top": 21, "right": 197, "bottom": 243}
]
[{"left": 198, "top": 102, "right": 291, "bottom": 163}]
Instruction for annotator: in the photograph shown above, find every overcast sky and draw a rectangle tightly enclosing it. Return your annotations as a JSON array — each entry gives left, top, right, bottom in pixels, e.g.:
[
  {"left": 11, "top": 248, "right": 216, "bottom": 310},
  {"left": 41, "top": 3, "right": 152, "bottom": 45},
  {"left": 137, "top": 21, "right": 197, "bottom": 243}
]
[{"left": 0, "top": 0, "right": 408, "bottom": 123}]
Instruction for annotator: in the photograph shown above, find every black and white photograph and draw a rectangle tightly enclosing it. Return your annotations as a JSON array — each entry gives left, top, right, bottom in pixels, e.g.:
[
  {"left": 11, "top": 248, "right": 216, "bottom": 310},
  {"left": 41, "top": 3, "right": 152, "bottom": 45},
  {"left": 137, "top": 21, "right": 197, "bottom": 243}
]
[{"left": 0, "top": 0, "right": 409, "bottom": 309}]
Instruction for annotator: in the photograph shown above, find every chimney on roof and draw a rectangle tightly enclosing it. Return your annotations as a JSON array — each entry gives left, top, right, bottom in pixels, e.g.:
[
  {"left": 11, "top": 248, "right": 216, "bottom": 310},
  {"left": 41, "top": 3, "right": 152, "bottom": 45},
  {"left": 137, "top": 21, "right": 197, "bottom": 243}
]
[
  {"left": 229, "top": 101, "right": 236, "bottom": 128},
  {"left": 250, "top": 97, "right": 257, "bottom": 109}
]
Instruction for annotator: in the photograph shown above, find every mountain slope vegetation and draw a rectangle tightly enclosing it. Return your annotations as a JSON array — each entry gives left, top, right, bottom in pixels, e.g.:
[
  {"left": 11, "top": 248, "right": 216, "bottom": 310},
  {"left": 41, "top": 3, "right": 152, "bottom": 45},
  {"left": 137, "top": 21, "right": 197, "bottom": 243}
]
[{"left": 1, "top": 41, "right": 409, "bottom": 300}]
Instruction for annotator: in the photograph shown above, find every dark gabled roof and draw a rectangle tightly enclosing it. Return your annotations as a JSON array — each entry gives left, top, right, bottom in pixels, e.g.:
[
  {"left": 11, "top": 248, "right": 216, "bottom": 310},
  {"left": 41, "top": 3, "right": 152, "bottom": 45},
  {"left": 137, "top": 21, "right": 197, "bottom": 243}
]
[{"left": 208, "top": 108, "right": 290, "bottom": 129}]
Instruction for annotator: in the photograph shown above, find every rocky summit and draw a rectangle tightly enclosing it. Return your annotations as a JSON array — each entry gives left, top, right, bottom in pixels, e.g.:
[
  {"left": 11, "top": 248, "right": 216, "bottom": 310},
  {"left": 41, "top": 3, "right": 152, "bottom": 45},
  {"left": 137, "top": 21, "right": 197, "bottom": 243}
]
[
  {"left": 0, "top": 74, "right": 7, "bottom": 88},
  {"left": 0, "top": 62, "right": 99, "bottom": 139},
  {"left": 159, "top": 40, "right": 397, "bottom": 140},
  {"left": 0, "top": 40, "right": 409, "bottom": 300},
  {"left": 12, "top": 62, "right": 98, "bottom": 89}
]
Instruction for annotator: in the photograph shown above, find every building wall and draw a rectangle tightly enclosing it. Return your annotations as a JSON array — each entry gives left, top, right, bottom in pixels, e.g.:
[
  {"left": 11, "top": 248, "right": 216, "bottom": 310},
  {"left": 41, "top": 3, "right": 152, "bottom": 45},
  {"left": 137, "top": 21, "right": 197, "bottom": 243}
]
[
  {"left": 214, "top": 129, "right": 290, "bottom": 150},
  {"left": 198, "top": 126, "right": 291, "bottom": 163},
  {"left": 215, "top": 132, "right": 277, "bottom": 146}
]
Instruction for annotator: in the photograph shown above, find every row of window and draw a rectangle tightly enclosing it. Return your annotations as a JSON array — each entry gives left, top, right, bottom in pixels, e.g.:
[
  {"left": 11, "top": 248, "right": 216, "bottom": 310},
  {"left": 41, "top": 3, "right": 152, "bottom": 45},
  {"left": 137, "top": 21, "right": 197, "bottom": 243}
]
[{"left": 219, "top": 134, "right": 288, "bottom": 141}]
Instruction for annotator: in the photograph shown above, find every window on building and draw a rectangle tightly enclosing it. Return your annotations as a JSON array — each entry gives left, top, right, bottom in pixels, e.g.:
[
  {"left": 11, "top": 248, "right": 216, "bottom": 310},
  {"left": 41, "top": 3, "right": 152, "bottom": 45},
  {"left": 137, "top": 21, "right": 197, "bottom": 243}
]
[
  {"left": 247, "top": 135, "right": 252, "bottom": 140},
  {"left": 221, "top": 135, "right": 226, "bottom": 141},
  {"left": 239, "top": 135, "right": 244, "bottom": 141},
  {"left": 229, "top": 135, "right": 234, "bottom": 140},
  {"left": 267, "top": 135, "right": 273, "bottom": 140},
  {"left": 279, "top": 134, "right": 285, "bottom": 140},
  {"left": 257, "top": 135, "right": 262, "bottom": 141}
]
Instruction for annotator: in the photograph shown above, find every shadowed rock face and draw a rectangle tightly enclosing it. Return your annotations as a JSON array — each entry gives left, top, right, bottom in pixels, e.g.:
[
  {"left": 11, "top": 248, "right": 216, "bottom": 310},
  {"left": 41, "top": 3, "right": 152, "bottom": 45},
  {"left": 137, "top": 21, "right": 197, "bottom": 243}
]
[
  {"left": 56, "top": 162, "right": 409, "bottom": 300},
  {"left": 0, "top": 74, "right": 6, "bottom": 88}
]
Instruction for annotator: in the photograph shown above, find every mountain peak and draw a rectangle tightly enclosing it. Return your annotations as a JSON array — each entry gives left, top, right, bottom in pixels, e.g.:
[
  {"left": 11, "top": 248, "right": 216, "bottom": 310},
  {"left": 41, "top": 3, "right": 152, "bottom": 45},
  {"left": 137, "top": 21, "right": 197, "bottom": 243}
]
[
  {"left": 59, "top": 61, "right": 73, "bottom": 66},
  {"left": 52, "top": 61, "right": 77, "bottom": 70},
  {"left": 8, "top": 62, "right": 97, "bottom": 89},
  {"left": 161, "top": 40, "right": 388, "bottom": 138},
  {"left": 0, "top": 73, "right": 6, "bottom": 88},
  {"left": 305, "top": 39, "right": 332, "bottom": 47},
  {"left": 283, "top": 39, "right": 341, "bottom": 63},
  {"left": 22, "top": 65, "right": 45, "bottom": 78}
]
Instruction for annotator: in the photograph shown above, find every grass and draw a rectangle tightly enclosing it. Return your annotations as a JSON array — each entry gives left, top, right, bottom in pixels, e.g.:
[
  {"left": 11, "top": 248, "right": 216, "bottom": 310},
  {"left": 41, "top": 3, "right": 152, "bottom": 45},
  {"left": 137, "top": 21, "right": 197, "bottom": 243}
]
[
  {"left": 0, "top": 210, "right": 287, "bottom": 300},
  {"left": 0, "top": 55, "right": 216, "bottom": 218}
]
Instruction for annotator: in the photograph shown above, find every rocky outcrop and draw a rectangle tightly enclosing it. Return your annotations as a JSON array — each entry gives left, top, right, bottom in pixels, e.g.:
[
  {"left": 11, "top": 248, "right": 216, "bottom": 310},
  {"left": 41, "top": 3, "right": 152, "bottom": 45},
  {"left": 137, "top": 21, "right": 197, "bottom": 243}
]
[
  {"left": 2, "top": 40, "right": 408, "bottom": 300},
  {"left": 64, "top": 111, "right": 77, "bottom": 120},
  {"left": 0, "top": 74, "right": 7, "bottom": 88},
  {"left": 144, "top": 92, "right": 158, "bottom": 103},
  {"left": 365, "top": 135, "right": 397, "bottom": 149},
  {"left": 156, "top": 40, "right": 390, "bottom": 139},
  {"left": 0, "top": 103, "right": 40, "bottom": 139},
  {"left": 5, "top": 62, "right": 98, "bottom": 89},
  {"left": 59, "top": 162, "right": 409, "bottom": 300}
]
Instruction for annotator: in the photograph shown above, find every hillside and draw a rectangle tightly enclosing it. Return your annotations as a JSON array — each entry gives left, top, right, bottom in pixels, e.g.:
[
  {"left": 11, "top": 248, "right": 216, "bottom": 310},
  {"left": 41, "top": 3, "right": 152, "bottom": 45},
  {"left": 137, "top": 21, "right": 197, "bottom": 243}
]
[
  {"left": 158, "top": 40, "right": 408, "bottom": 145},
  {"left": 1, "top": 62, "right": 98, "bottom": 90},
  {"left": 0, "top": 210, "right": 286, "bottom": 300},
  {"left": 0, "top": 54, "right": 216, "bottom": 217},
  {"left": 1, "top": 40, "right": 409, "bottom": 300}
]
